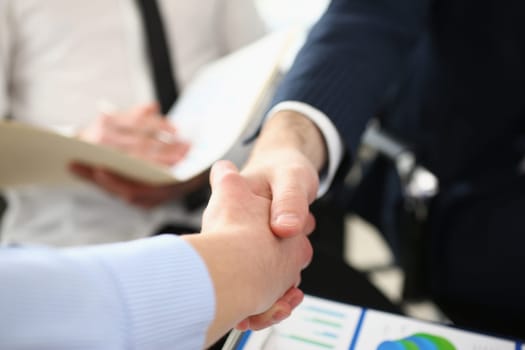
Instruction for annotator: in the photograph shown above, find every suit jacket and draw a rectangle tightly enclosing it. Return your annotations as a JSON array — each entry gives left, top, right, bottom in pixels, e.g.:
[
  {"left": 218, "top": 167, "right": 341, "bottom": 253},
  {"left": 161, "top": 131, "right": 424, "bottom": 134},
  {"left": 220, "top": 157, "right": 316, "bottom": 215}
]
[
  {"left": 272, "top": 1, "right": 525, "bottom": 330},
  {"left": 272, "top": 0, "right": 525, "bottom": 187}
]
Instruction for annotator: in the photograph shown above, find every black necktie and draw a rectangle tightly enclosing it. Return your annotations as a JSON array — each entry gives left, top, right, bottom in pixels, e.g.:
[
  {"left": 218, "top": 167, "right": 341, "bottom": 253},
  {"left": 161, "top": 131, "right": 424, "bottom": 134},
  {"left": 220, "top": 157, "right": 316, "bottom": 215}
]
[{"left": 135, "top": 0, "right": 178, "bottom": 114}]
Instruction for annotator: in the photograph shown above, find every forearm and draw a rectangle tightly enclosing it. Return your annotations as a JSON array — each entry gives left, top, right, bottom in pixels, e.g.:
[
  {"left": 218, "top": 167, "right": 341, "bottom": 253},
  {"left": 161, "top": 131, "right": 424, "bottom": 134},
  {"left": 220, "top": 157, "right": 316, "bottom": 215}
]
[{"left": 183, "top": 233, "right": 254, "bottom": 347}]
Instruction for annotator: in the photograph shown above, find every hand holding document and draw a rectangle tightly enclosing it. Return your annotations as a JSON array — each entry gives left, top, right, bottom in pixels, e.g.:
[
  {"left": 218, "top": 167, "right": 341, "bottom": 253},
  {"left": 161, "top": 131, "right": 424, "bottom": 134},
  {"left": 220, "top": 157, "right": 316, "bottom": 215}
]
[
  {"left": 0, "top": 30, "right": 299, "bottom": 188},
  {"left": 80, "top": 102, "right": 189, "bottom": 167}
]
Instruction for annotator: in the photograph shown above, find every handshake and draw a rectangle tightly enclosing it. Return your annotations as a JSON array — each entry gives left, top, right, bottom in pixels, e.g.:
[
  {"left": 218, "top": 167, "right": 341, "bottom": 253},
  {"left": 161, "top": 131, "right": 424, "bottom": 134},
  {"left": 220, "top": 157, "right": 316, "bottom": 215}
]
[
  {"left": 0, "top": 109, "right": 326, "bottom": 350},
  {"left": 190, "top": 110, "right": 326, "bottom": 347}
]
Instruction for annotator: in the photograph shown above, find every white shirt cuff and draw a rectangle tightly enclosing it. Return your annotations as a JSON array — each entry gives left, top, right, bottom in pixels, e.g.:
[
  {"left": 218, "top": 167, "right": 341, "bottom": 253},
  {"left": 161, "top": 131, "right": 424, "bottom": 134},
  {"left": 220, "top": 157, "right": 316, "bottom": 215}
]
[{"left": 267, "top": 101, "right": 344, "bottom": 197}]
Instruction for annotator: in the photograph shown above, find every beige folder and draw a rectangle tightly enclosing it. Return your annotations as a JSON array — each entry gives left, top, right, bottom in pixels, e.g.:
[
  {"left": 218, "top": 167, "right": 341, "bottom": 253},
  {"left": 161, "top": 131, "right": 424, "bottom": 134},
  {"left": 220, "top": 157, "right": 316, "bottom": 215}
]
[{"left": 0, "top": 30, "right": 298, "bottom": 188}]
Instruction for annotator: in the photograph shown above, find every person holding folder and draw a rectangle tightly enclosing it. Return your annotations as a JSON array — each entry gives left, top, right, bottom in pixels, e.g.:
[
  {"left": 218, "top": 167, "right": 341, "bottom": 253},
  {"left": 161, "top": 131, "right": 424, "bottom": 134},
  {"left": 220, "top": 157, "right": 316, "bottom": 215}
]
[{"left": 0, "top": 0, "right": 265, "bottom": 246}]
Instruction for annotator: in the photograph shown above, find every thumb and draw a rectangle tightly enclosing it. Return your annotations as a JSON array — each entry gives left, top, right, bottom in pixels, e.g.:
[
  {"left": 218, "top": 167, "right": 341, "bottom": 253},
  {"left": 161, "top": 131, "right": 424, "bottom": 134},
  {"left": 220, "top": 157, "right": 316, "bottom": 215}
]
[{"left": 270, "top": 168, "right": 318, "bottom": 238}]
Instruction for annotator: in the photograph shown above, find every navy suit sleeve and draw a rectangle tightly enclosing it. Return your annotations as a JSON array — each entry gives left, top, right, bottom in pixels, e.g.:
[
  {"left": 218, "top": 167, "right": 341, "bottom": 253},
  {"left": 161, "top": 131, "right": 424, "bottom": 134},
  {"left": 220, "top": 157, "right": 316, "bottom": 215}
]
[{"left": 272, "top": 0, "right": 431, "bottom": 159}]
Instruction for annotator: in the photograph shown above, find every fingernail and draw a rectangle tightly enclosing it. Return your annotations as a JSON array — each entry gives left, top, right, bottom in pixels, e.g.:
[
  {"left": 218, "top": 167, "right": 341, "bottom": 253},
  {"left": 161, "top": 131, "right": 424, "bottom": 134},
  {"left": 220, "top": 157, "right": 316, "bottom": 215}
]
[{"left": 274, "top": 213, "right": 301, "bottom": 227}]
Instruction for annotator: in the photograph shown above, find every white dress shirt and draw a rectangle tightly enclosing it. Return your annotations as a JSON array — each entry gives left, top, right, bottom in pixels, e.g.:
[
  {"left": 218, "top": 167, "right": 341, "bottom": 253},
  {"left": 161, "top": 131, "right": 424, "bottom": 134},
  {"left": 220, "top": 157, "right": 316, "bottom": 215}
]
[
  {"left": 0, "top": 235, "right": 215, "bottom": 349},
  {"left": 0, "top": 0, "right": 266, "bottom": 246}
]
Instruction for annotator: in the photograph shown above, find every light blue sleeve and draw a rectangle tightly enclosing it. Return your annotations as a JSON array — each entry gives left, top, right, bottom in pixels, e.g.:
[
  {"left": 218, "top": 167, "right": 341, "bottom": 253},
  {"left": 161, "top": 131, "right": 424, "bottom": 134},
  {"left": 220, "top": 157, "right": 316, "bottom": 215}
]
[{"left": 0, "top": 235, "right": 215, "bottom": 350}]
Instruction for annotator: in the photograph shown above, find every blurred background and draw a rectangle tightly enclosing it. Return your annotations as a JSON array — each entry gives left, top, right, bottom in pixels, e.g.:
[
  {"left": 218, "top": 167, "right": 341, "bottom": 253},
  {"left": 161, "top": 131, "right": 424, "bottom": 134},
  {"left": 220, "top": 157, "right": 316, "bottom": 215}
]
[{"left": 255, "top": 0, "right": 329, "bottom": 30}]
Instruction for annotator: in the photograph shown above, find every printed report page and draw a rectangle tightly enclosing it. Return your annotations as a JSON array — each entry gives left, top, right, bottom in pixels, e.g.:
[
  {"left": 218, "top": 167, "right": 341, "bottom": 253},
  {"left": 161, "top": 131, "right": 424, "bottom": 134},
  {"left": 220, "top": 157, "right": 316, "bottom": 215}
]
[{"left": 233, "top": 295, "right": 520, "bottom": 350}]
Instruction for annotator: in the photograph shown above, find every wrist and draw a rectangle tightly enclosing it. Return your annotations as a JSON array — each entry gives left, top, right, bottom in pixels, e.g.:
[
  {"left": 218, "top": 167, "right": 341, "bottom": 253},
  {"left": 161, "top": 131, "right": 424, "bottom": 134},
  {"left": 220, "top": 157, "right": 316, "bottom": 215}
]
[
  {"left": 183, "top": 233, "right": 256, "bottom": 322},
  {"left": 256, "top": 110, "right": 327, "bottom": 172}
]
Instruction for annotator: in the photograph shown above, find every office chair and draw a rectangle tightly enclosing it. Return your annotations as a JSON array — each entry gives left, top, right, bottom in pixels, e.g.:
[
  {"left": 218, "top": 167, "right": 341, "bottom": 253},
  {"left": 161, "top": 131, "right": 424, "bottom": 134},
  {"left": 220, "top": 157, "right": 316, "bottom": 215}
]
[{"left": 346, "top": 121, "right": 439, "bottom": 301}]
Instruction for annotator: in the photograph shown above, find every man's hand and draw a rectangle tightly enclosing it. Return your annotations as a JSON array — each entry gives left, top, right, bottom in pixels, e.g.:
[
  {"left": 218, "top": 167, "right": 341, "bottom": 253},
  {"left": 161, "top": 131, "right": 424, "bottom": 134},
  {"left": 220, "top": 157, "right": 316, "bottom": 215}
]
[
  {"left": 194, "top": 160, "right": 313, "bottom": 342},
  {"left": 234, "top": 110, "right": 325, "bottom": 331},
  {"left": 234, "top": 287, "right": 305, "bottom": 332},
  {"left": 78, "top": 102, "right": 189, "bottom": 165},
  {"left": 241, "top": 110, "right": 327, "bottom": 238},
  {"left": 71, "top": 102, "right": 201, "bottom": 208},
  {"left": 242, "top": 147, "right": 319, "bottom": 238}
]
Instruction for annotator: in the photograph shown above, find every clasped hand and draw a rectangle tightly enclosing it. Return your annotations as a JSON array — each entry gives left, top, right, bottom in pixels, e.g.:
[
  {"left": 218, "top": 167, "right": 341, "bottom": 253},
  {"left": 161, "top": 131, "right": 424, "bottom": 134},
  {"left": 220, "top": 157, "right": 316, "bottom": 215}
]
[
  {"left": 218, "top": 141, "right": 320, "bottom": 331},
  {"left": 199, "top": 160, "right": 315, "bottom": 334}
]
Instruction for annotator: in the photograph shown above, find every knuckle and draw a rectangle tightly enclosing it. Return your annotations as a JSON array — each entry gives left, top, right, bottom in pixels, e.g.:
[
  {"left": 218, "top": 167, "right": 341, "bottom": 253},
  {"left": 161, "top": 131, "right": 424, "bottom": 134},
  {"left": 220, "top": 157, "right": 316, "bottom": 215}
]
[{"left": 215, "top": 170, "right": 240, "bottom": 188}]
